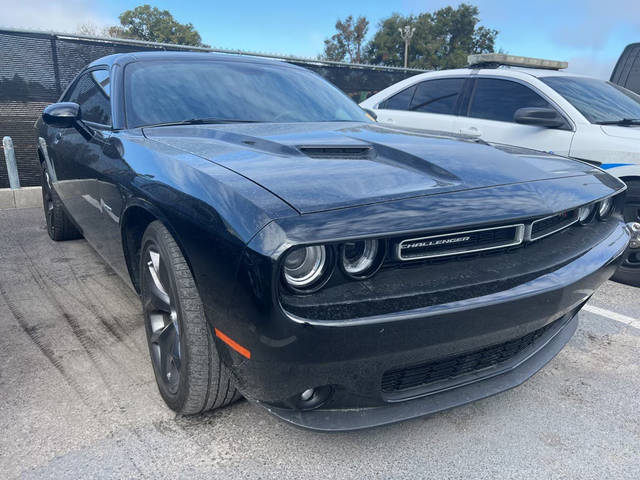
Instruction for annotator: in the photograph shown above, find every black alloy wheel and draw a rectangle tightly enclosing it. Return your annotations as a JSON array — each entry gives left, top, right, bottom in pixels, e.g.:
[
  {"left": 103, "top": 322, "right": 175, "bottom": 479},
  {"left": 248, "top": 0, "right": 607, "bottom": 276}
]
[
  {"left": 140, "top": 221, "right": 241, "bottom": 414},
  {"left": 40, "top": 161, "right": 81, "bottom": 241},
  {"left": 143, "top": 244, "right": 182, "bottom": 395}
]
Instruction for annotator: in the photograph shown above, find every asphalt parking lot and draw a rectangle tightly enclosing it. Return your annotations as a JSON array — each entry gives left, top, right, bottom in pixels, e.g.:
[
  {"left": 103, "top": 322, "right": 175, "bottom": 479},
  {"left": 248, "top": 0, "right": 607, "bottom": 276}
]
[{"left": 1, "top": 207, "right": 639, "bottom": 479}]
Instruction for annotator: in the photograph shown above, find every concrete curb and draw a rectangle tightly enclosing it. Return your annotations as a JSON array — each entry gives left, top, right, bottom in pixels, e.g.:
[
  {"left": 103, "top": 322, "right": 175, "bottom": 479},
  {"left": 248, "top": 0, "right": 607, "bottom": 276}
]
[{"left": 0, "top": 187, "right": 42, "bottom": 210}]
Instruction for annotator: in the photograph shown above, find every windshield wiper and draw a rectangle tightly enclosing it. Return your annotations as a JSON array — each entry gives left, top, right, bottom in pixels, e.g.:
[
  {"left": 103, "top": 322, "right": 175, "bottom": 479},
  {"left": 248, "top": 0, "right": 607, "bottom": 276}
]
[
  {"left": 595, "top": 118, "right": 640, "bottom": 126},
  {"left": 145, "top": 117, "right": 260, "bottom": 127}
]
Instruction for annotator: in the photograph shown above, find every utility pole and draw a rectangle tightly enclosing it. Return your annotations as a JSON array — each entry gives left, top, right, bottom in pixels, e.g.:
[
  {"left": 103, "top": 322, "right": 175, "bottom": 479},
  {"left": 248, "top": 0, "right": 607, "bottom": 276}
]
[{"left": 398, "top": 25, "right": 416, "bottom": 68}]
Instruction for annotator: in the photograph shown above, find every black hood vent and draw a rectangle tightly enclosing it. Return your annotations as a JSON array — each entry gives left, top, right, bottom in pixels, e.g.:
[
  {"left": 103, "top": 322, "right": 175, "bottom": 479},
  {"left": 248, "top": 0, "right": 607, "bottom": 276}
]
[{"left": 298, "top": 146, "right": 373, "bottom": 159}]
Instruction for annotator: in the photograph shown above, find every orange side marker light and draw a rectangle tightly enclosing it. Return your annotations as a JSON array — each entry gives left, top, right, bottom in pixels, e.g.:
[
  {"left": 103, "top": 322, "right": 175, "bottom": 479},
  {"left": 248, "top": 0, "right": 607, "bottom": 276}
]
[{"left": 214, "top": 328, "right": 251, "bottom": 359}]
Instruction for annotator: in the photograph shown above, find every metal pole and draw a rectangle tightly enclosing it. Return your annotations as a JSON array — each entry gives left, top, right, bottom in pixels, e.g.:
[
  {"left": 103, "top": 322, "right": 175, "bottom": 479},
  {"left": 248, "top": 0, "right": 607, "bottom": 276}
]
[
  {"left": 2, "top": 136, "right": 20, "bottom": 189},
  {"left": 398, "top": 26, "right": 416, "bottom": 69},
  {"left": 404, "top": 41, "right": 409, "bottom": 69}
]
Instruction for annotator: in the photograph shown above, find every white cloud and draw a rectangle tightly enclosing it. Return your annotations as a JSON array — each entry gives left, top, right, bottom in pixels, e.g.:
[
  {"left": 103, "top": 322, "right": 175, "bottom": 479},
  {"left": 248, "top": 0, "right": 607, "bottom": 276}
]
[
  {"left": 564, "top": 56, "right": 618, "bottom": 80},
  {"left": 0, "top": 0, "right": 115, "bottom": 34},
  {"left": 550, "top": 0, "right": 640, "bottom": 50}
]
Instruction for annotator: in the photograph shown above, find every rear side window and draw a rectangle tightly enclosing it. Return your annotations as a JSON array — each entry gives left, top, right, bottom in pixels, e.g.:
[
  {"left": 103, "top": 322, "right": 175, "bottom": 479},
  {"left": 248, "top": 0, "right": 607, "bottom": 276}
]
[
  {"left": 379, "top": 85, "right": 416, "bottom": 110},
  {"left": 66, "top": 70, "right": 111, "bottom": 126},
  {"left": 469, "top": 78, "right": 550, "bottom": 123},
  {"left": 409, "top": 78, "right": 465, "bottom": 114}
]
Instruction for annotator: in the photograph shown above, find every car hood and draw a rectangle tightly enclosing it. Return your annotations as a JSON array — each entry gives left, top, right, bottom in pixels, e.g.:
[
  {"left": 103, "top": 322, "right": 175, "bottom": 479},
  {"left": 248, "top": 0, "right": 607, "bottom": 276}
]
[
  {"left": 143, "top": 122, "right": 597, "bottom": 214},
  {"left": 600, "top": 125, "right": 640, "bottom": 140}
]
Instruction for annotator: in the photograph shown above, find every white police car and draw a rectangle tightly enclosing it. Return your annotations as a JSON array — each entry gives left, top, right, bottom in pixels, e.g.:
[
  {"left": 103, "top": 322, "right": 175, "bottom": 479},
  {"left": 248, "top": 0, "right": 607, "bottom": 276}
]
[{"left": 361, "top": 53, "right": 640, "bottom": 286}]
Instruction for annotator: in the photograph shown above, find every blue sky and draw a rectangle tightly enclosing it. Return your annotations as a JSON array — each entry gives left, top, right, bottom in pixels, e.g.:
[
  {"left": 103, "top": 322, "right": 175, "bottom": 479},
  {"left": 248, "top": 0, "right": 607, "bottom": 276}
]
[{"left": 2, "top": 0, "right": 640, "bottom": 78}]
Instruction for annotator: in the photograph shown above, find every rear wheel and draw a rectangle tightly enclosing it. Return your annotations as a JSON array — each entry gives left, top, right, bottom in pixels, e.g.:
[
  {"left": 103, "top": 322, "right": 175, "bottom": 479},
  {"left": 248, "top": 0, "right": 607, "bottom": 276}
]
[
  {"left": 40, "top": 162, "right": 82, "bottom": 241},
  {"left": 140, "top": 221, "right": 241, "bottom": 414},
  {"left": 612, "top": 179, "right": 640, "bottom": 287}
]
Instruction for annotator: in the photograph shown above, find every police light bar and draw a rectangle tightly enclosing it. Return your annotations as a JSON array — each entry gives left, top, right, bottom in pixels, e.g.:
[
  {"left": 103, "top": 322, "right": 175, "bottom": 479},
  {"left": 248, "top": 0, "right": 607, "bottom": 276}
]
[{"left": 467, "top": 53, "right": 568, "bottom": 70}]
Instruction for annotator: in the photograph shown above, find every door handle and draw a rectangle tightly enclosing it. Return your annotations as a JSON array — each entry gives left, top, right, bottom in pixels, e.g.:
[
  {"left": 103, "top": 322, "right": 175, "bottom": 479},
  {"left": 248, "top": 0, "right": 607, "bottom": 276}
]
[{"left": 459, "top": 127, "right": 482, "bottom": 138}]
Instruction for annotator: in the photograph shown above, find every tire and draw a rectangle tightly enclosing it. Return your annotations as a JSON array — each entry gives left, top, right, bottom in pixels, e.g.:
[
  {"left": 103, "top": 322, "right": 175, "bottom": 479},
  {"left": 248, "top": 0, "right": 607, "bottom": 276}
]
[
  {"left": 140, "top": 220, "right": 241, "bottom": 415},
  {"left": 40, "top": 162, "right": 82, "bottom": 241},
  {"left": 611, "top": 179, "right": 640, "bottom": 287}
]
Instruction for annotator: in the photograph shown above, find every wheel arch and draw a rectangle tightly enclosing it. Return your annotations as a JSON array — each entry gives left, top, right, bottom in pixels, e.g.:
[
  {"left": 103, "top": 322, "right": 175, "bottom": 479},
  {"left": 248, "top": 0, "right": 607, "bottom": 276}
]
[{"left": 120, "top": 200, "right": 188, "bottom": 294}]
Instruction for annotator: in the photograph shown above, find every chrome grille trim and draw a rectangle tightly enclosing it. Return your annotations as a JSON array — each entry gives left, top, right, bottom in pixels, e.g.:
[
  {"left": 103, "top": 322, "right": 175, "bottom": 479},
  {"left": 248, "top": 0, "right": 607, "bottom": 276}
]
[
  {"left": 529, "top": 209, "right": 579, "bottom": 242},
  {"left": 397, "top": 224, "right": 526, "bottom": 261}
]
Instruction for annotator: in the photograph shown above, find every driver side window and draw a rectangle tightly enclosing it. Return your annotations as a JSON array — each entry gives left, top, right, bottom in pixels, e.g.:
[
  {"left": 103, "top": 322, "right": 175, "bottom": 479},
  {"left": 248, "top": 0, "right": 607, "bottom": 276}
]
[{"left": 65, "top": 69, "right": 111, "bottom": 126}]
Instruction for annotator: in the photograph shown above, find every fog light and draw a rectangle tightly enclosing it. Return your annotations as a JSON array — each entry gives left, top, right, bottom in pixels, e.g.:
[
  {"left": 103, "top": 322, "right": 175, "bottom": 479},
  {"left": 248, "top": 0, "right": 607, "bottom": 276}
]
[
  {"left": 300, "top": 388, "right": 314, "bottom": 401},
  {"left": 295, "top": 385, "right": 333, "bottom": 410}
]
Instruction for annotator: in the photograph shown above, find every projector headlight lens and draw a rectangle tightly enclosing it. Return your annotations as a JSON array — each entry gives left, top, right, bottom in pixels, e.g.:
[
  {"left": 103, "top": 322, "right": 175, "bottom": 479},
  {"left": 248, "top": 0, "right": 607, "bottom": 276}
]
[
  {"left": 283, "top": 246, "right": 327, "bottom": 289},
  {"left": 340, "top": 239, "right": 384, "bottom": 279},
  {"left": 578, "top": 204, "right": 595, "bottom": 224},
  {"left": 597, "top": 198, "right": 613, "bottom": 220}
]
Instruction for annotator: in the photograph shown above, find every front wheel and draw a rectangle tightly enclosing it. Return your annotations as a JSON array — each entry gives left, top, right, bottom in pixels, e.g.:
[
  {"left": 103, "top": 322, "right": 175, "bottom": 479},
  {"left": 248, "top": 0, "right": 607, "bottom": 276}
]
[
  {"left": 140, "top": 221, "right": 241, "bottom": 414},
  {"left": 612, "top": 179, "right": 640, "bottom": 287},
  {"left": 40, "top": 162, "right": 82, "bottom": 241}
]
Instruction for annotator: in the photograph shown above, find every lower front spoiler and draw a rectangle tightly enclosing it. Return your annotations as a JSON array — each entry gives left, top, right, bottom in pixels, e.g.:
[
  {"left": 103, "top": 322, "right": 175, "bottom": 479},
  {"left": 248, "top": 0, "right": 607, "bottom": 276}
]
[{"left": 257, "top": 312, "right": 579, "bottom": 432}]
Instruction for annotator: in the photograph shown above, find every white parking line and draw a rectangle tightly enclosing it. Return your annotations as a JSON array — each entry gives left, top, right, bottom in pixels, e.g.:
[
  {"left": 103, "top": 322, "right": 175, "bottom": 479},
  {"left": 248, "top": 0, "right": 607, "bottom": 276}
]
[{"left": 583, "top": 304, "right": 640, "bottom": 330}]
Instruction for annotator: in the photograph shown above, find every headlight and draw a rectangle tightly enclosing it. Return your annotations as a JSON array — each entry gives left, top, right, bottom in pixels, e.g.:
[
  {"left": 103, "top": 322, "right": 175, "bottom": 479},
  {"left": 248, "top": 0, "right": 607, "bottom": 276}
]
[
  {"left": 283, "top": 246, "right": 328, "bottom": 289},
  {"left": 340, "top": 239, "right": 385, "bottom": 279},
  {"left": 578, "top": 204, "right": 596, "bottom": 225},
  {"left": 597, "top": 197, "right": 613, "bottom": 220}
]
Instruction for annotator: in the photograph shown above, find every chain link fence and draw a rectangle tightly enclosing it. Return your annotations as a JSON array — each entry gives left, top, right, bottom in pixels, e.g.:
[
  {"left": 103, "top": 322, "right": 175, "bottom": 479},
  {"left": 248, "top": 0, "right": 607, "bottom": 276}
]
[{"left": 0, "top": 28, "right": 422, "bottom": 188}]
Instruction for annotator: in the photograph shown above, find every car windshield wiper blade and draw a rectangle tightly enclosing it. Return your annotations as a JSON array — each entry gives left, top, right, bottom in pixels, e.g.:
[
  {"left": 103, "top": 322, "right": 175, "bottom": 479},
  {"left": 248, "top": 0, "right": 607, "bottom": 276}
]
[
  {"left": 145, "top": 118, "right": 260, "bottom": 127},
  {"left": 595, "top": 118, "right": 640, "bottom": 126}
]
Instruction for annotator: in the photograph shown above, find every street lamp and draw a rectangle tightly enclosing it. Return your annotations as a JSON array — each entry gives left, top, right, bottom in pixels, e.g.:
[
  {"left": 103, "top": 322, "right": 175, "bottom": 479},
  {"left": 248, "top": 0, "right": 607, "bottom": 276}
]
[{"left": 398, "top": 25, "right": 416, "bottom": 68}]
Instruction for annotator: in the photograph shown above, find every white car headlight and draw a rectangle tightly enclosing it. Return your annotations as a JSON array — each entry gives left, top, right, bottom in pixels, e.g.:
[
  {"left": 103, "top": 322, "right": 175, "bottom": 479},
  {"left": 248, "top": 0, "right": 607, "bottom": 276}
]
[
  {"left": 283, "top": 246, "right": 327, "bottom": 289},
  {"left": 340, "top": 239, "right": 385, "bottom": 279},
  {"left": 597, "top": 198, "right": 613, "bottom": 220}
]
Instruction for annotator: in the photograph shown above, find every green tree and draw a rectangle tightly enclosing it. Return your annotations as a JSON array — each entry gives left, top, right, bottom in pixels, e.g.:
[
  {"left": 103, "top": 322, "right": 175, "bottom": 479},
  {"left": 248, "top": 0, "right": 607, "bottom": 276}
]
[
  {"left": 107, "top": 4, "right": 209, "bottom": 47},
  {"left": 365, "top": 4, "right": 497, "bottom": 69},
  {"left": 321, "top": 15, "right": 369, "bottom": 63}
]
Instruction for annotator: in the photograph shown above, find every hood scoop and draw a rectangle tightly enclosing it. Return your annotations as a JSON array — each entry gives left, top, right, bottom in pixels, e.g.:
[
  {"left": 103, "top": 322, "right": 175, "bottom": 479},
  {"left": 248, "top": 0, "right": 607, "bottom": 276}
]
[{"left": 298, "top": 146, "right": 373, "bottom": 159}]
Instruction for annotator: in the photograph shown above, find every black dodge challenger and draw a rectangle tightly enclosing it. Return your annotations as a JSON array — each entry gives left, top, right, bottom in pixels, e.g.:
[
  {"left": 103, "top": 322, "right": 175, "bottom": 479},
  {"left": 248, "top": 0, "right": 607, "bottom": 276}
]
[{"left": 35, "top": 52, "right": 630, "bottom": 431}]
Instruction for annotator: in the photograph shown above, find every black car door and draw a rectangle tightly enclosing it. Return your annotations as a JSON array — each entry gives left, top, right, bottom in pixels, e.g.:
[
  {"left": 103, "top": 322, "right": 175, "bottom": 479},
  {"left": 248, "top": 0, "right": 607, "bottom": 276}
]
[{"left": 47, "top": 68, "right": 113, "bottom": 253}]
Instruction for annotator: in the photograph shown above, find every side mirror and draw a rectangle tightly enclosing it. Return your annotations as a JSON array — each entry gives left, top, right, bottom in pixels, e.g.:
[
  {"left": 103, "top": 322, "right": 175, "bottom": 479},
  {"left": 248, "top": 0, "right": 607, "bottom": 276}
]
[
  {"left": 43, "top": 102, "right": 81, "bottom": 128},
  {"left": 514, "top": 107, "right": 566, "bottom": 128},
  {"left": 362, "top": 108, "right": 378, "bottom": 121}
]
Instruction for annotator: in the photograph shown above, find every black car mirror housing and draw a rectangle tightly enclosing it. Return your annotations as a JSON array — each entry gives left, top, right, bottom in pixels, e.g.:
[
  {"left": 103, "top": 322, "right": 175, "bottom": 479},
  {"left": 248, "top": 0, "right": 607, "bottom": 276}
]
[
  {"left": 43, "top": 102, "right": 81, "bottom": 128},
  {"left": 514, "top": 107, "right": 566, "bottom": 128},
  {"left": 43, "top": 102, "right": 96, "bottom": 140}
]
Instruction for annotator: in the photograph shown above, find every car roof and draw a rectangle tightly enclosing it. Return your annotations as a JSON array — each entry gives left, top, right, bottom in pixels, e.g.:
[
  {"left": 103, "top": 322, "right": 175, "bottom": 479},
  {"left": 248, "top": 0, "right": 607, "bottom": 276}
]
[
  {"left": 493, "top": 66, "right": 594, "bottom": 79},
  {"left": 87, "top": 51, "right": 293, "bottom": 70}
]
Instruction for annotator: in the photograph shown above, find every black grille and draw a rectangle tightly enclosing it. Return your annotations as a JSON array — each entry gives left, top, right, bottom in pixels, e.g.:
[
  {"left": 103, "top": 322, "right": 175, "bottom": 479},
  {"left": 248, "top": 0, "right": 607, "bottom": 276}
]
[
  {"left": 531, "top": 209, "right": 578, "bottom": 240},
  {"left": 298, "top": 146, "right": 373, "bottom": 159},
  {"left": 398, "top": 224, "right": 523, "bottom": 260},
  {"left": 381, "top": 317, "right": 563, "bottom": 394}
]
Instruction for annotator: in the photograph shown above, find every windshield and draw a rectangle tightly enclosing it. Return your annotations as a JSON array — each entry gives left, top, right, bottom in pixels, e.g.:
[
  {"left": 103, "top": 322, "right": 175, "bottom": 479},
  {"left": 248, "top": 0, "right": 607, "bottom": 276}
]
[
  {"left": 540, "top": 76, "right": 640, "bottom": 124},
  {"left": 124, "top": 60, "right": 370, "bottom": 128}
]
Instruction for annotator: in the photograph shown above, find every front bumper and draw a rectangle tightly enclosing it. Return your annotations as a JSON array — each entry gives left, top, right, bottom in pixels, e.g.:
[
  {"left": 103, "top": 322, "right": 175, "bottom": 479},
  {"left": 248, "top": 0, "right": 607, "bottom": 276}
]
[
  {"left": 262, "top": 310, "right": 579, "bottom": 431},
  {"left": 218, "top": 221, "right": 629, "bottom": 431}
]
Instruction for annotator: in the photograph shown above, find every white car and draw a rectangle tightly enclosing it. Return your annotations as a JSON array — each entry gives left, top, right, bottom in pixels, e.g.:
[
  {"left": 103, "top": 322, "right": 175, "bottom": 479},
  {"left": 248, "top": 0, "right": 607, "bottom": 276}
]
[{"left": 361, "top": 53, "right": 640, "bottom": 286}]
